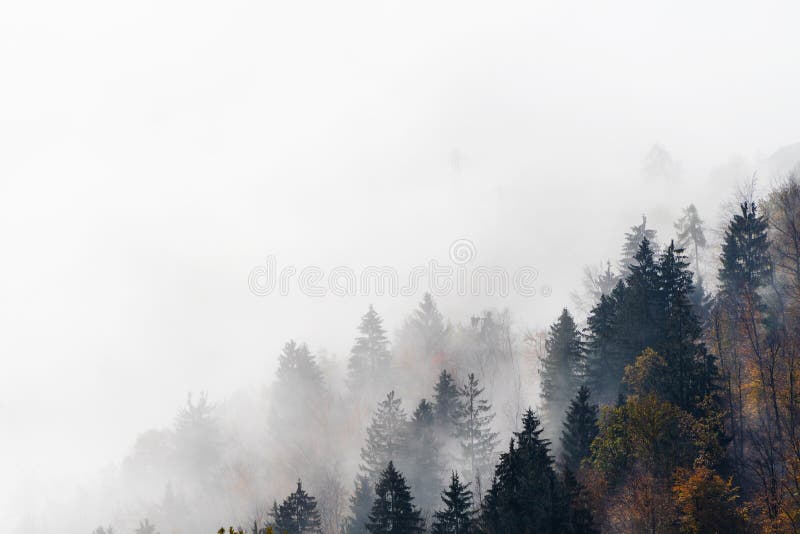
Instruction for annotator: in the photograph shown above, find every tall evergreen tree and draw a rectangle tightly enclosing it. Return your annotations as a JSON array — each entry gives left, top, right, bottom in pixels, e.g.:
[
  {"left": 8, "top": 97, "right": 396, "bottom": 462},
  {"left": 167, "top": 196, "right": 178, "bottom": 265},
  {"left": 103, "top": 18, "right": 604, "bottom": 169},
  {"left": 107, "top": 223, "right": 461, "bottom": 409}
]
[
  {"left": 367, "top": 461, "right": 425, "bottom": 533},
  {"left": 360, "top": 391, "right": 408, "bottom": 483},
  {"left": 674, "top": 203, "right": 707, "bottom": 277},
  {"left": 408, "top": 293, "right": 448, "bottom": 361},
  {"left": 562, "top": 469, "right": 598, "bottom": 534},
  {"left": 346, "top": 475, "right": 373, "bottom": 534},
  {"left": 480, "top": 409, "right": 566, "bottom": 533},
  {"left": 620, "top": 214, "right": 658, "bottom": 273},
  {"left": 270, "top": 480, "right": 322, "bottom": 534},
  {"left": 433, "top": 370, "right": 459, "bottom": 434},
  {"left": 540, "top": 309, "right": 585, "bottom": 429},
  {"left": 406, "top": 398, "right": 443, "bottom": 513},
  {"left": 560, "top": 386, "right": 599, "bottom": 472},
  {"left": 348, "top": 305, "right": 392, "bottom": 392},
  {"left": 615, "top": 237, "right": 662, "bottom": 362},
  {"left": 718, "top": 201, "right": 771, "bottom": 301},
  {"left": 431, "top": 472, "right": 475, "bottom": 534},
  {"left": 584, "top": 284, "right": 624, "bottom": 405},
  {"left": 455, "top": 373, "right": 499, "bottom": 494},
  {"left": 276, "top": 340, "right": 324, "bottom": 389}
]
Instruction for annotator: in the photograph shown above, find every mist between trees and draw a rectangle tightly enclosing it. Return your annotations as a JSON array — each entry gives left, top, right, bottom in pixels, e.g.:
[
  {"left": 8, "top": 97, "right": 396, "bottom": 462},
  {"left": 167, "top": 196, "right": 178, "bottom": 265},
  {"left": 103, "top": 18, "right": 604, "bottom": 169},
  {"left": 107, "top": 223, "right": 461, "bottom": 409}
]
[{"left": 81, "top": 174, "right": 800, "bottom": 534}]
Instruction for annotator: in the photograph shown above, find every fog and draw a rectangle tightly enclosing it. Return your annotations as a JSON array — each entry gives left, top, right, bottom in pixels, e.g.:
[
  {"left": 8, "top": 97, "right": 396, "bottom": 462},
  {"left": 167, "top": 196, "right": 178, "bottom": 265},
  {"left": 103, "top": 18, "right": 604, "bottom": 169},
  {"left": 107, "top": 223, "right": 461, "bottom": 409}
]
[{"left": 2, "top": 0, "right": 800, "bottom": 531}]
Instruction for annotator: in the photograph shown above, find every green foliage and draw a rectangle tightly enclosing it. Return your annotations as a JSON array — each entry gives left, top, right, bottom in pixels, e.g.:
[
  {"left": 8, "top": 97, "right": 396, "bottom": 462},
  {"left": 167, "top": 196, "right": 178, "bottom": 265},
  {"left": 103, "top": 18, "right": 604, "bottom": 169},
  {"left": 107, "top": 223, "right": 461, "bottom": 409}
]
[
  {"left": 433, "top": 369, "right": 460, "bottom": 433},
  {"left": 540, "top": 308, "right": 585, "bottom": 427},
  {"left": 270, "top": 480, "right": 322, "bottom": 534},
  {"left": 367, "top": 461, "right": 425, "bottom": 533},
  {"left": 560, "top": 386, "right": 599, "bottom": 472},
  {"left": 431, "top": 472, "right": 475, "bottom": 534},
  {"left": 454, "top": 373, "right": 498, "bottom": 489}
]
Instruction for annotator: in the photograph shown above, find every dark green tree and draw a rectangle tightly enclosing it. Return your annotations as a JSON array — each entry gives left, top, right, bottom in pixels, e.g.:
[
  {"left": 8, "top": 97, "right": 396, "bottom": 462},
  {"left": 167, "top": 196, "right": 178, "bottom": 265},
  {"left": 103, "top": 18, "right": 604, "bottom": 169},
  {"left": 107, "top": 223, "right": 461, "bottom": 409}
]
[
  {"left": 367, "top": 461, "right": 425, "bottom": 533},
  {"left": 433, "top": 370, "right": 460, "bottom": 434},
  {"left": 718, "top": 201, "right": 771, "bottom": 301},
  {"left": 455, "top": 373, "right": 498, "bottom": 494},
  {"left": 346, "top": 475, "right": 373, "bottom": 534},
  {"left": 480, "top": 409, "right": 567, "bottom": 534},
  {"left": 562, "top": 469, "right": 598, "bottom": 534},
  {"left": 584, "top": 283, "right": 624, "bottom": 405},
  {"left": 560, "top": 386, "right": 599, "bottom": 473},
  {"left": 540, "top": 309, "right": 585, "bottom": 428},
  {"left": 270, "top": 480, "right": 322, "bottom": 534},
  {"left": 405, "top": 398, "right": 443, "bottom": 513},
  {"left": 431, "top": 472, "right": 475, "bottom": 534},
  {"left": 360, "top": 391, "right": 408, "bottom": 483},
  {"left": 348, "top": 305, "right": 392, "bottom": 392}
]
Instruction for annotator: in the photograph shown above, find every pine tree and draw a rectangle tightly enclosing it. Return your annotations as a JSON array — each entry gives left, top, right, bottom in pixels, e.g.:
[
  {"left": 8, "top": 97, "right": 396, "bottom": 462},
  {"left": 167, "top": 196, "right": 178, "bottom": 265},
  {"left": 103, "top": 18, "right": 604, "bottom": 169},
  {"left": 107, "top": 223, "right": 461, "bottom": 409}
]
[
  {"left": 674, "top": 203, "right": 707, "bottom": 277},
  {"left": 276, "top": 340, "right": 324, "bottom": 388},
  {"left": 347, "top": 475, "right": 373, "bottom": 534},
  {"left": 718, "top": 201, "right": 771, "bottom": 301},
  {"left": 409, "top": 293, "right": 448, "bottom": 361},
  {"left": 480, "top": 409, "right": 567, "bottom": 533},
  {"left": 455, "top": 373, "right": 499, "bottom": 494},
  {"left": 405, "top": 398, "right": 443, "bottom": 513},
  {"left": 367, "top": 461, "right": 425, "bottom": 533},
  {"left": 540, "top": 309, "right": 585, "bottom": 429},
  {"left": 173, "top": 391, "right": 221, "bottom": 484},
  {"left": 270, "top": 480, "right": 322, "bottom": 534},
  {"left": 560, "top": 386, "right": 599, "bottom": 472},
  {"left": 134, "top": 519, "right": 158, "bottom": 534},
  {"left": 431, "top": 472, "right": 475, "bottom": 534},
  {"left": 360, "top": 391, "right": 408, "bottom": 483},
  {"left": 620, "top": 214, "right": 658, "bottom": 273},
  {"left": 615, "top": 237, "right": 662, "bottom": 362},
  {"left": 562, "top": 469, "right": 598, "bottom": 534},
  {"left": 348, "top": 305, "right": 392, "bottom": 392},
  {"left": 584, "top": 284, "right": 624, "bottom": 405},
  {"left": 433, "top": 370, "right": 460, "bottom": 434}
]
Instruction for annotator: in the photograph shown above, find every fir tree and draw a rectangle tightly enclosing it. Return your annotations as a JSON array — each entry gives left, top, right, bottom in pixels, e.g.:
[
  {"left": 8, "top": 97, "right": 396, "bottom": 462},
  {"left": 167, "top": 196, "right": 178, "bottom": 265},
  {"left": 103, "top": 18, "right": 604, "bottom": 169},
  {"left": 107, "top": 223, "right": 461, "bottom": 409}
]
[
  {"left": 367, "top": 461, "right": 425, "bottom": 533},
  {"left": 540, "top": 309, "right": 585, "bottom": 429},
  {"left": 620, "top": 214, "right": 658, "bottom": 273},
  {"left": 562, "top": 469, "right": 598, "bottom": 534},
  {"left": 406, "top": 398, "right": 443, "bottom": 513},
  {"left": 348, "top": 305, "right": 392, "bottom": 392},
  {"left": 615, "top": 237, "right": 662, "bottom": 362},
  {"left": 431, "top": 472, "right": 475, "bottom": 534},
  {"left": 674, "top": 203, "right": 707, "bottom": 277},
  {"left": 346, "top": 475, "right": 373, "bottom": 534},
  {"left": 276, "top": 340, "right": 324, "bottom": 388},
  {"left": 134, "top": 519, "right": 158, "bottom": 534},
  {"left": 560, "top": 386, "right": 599, "bottom": 472},
  {"left": 408, "top": 293, "right": 448, "bottom": 361},
  {"left": 480, "top": 409, "right": 566, "bottom": 533},
  {"left": 360, "top": 391, "right": 408, "bottom": 483},
  {"left": 270, "top": 480, "right": 322, "bottom": 534},
  {"left": 455, "top": 373, "right": 499, "bottom": 494},
  {"left": 433, "top": 370, "right": 460, "bottom": 434},
  {"left": 584, "top": 284, "right": 624, "bottom": 405},
  {"left": 718, "top": 201, "right": 771, "bottom": 300}
]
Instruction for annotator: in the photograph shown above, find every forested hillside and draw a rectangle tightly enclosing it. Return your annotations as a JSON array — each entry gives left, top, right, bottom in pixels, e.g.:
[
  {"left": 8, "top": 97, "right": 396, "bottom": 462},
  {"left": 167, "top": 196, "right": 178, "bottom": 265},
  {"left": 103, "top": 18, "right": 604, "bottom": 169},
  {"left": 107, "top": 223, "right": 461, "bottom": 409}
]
[{"left": 97, "top": 176, "right": 800, "bottom": 534}]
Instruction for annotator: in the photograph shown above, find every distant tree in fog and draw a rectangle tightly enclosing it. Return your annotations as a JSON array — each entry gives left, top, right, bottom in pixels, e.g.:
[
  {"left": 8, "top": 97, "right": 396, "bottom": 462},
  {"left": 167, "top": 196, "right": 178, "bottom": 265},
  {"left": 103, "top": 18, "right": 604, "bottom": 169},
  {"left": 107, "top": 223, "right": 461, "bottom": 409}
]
[
  {"left": 270, "top": 480, "right": 322, "bottom": 534},
  {"left": 346, "top": 475, "right": 373, "bottom": 534},
  {"left": 360, "top": 391, "right": 408, "bottom": 483},
  {"left": 407, "top": 293, "right": 448, "bottom": 361},
  {"left": 454, "top": 373, "right": 498, "bottom": 495},
  {"left": 619, "top": 214, "right": 658, "bottom": 273},
  {"left": 348, "top": 305, "right": 391, "bottom": 393},
  {"left": 134, "top": 519, "right": 159, "bottom": 534},
  {"left": 433, "top": 370, "right": 459, "bottom": 434},
  {"left": 174, "top": 391, "right": 221, "bottom": 484},
  {"left": 539, "top": 309, "right": 584, "bottom": 431},
  {"left": 674, "top": 203, "right": 707, "bottom": 277},
  {"left": 405, "top": 398, "right": 444, "bottom": 513}
]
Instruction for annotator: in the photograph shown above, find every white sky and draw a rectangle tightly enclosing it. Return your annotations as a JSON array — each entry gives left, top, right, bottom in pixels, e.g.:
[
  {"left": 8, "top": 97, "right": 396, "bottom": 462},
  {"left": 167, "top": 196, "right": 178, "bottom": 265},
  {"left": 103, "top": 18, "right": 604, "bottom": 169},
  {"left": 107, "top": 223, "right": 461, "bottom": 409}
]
[{"left": 2, "top": 0, "right": 800, "bottom": 524}]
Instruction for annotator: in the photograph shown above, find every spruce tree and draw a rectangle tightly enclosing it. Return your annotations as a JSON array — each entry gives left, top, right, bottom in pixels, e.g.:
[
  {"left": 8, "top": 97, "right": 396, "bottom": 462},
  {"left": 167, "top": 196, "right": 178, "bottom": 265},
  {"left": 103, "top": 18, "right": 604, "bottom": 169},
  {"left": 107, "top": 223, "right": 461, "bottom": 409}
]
[
  {"left": 718, "top": 201, "right": 771, "bottom": 301},
  {"left": 409, "top": 293, "right": 448, "bottom": 361},
  {"left": 276, "top": 340, "right": 324, "bottom": 389},
  {"left": 367, "top": 461, "right": 425, "bottom": 533},
  {"left": 346, "top": 475, "right": 373, "bottom": 534},
  {"left": 560, "top": 386, "right": 599, "bottom": 472},
  {"left": 405, "top": 398, "right": 443, "bottom": 513},
  {"left": 433, "top": 370, "right": 460, "bottom": 434},
  {"left": 584, "top": 284, "right": 624, "bottom": 405},
  {"left": 360, "top": 391, "right": 408, "bottom": 483},
  {"left": 270, "top": 480, "right": 322, "bottom": 534},
  {"left": 615, "top": 237, "right": 662, "bottom": 362},
  {"left": 431, "top": 472, "right": 475, "bottom": 534},
  {"left": 480, "top": 409, "right": 566, "bottom": 533},
  {"left": 455, "top": 373, "right": 499, "bottom": 494},
  {"left": 540, "top": 309, "right": 585, "bottom": 429},
  {"left": 562, "top": 469, "right": 598, "bottom": 534},
  {"left": 348, "top": 305, "right": 392, "bottom": 392},
  {"left": 674, "top": 203, "right": 707, "bottom": 277},
  {"left": 620, "top": 214, "right": 658, "bottom": 273}
]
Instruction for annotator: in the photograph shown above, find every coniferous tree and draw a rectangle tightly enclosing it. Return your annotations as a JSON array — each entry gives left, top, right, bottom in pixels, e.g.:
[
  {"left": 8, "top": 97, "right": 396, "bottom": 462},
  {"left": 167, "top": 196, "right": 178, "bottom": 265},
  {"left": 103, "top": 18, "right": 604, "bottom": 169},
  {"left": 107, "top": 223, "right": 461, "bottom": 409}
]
[
  {"left": 346, "top": 475, "right": 373, "bottom": 534},
  {"left": 455, "top": 373, "right": 498, "bottom": 494},
  {"left": 481, "top": 409, "right": 566, "bottom": 533},
  {"left": 560, "top": 386, "right": 599, "bottom": 473},
  {"left": 134, "top": 519, "right": 158, "bottom": 534},
  {"left": 405, "top": 398, "right": 443, "bottom": 513},
  {"left": 562, "top": 469, "right": 598, "bottom": 534},
  {"left": 360, "top": 391, "right": 408, "bottom": 483},
  {"left": 719, "top": 201, "right": 771, "bottom": 301},
  {"left": 431, "top": 472, "right": 475, "bottom": 534},
  {"left": 620, "top": 214, "right": 658, "bottom": 273},
  {"left": 408, "top": 293, "right": 448, "bottom": 361},
  {"left": 584, "top": 284, "right": 624, "bottom": 405},
  {"left": 348, "top": 305, "right": 392, "bottom": 393},
  {"left": 433, "top": 370, "right": 460, "bottom": 434},
  {"left": 276, "top": 340, "right": 324, "bottom": 388},
  {"left": 367, "top": 461, "right": 425, "bottom": 533},
  {"left": 174, "top": 391, "right": 221, "bottom": 484},
  {"left": 675, "top": 203, "right": 707, "bottom": 277},
  {"left": 270, "top": 480, "right": 322, "bottom": 534},
  {"left": 540, "top": 309, "right": 585, "bottom": 429}
]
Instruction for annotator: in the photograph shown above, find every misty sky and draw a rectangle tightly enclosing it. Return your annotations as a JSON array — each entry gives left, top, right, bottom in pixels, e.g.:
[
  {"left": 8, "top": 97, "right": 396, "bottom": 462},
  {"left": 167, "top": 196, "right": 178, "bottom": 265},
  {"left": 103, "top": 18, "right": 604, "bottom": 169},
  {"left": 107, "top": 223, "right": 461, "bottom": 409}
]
[{"left": 2, "top": 0, "right": 800, "bottom": 525}]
